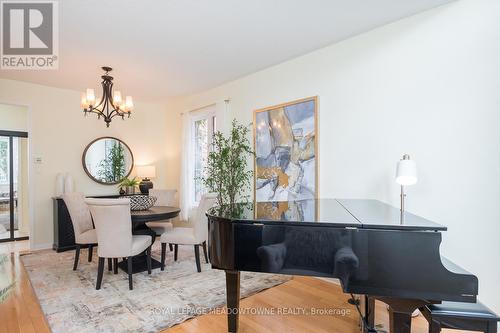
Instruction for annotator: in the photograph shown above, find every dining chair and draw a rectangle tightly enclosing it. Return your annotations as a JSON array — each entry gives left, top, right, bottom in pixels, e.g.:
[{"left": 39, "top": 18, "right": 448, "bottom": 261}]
[
  {"left": 146, "top": 189, "right": 177, "bottom": 236},
  {"left": 61, "top": 192, "right": 97, "bottom": 270},
  {"left": 86, "top": 198, "right": 153, "bottom": 290},
  {"left": 160, "top": 193, "right": 217, "bottom": 272}
]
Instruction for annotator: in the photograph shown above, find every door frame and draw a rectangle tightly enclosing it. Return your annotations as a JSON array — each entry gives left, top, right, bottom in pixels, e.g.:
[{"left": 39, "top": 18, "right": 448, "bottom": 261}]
[{"left": 0, "top": 130, "right": 29, "bottom": 242}]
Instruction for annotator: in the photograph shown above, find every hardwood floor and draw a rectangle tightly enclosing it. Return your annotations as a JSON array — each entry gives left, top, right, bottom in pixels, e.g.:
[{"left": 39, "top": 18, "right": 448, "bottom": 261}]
[
  {"left": 163, "top": 277, "right": 465, "bottom": 333},
  {"left": 0, "top": 241, "right": 51, "bottom": 333},
  {"left": 0, "top": 242, "right": 465, "bottom": 333}
]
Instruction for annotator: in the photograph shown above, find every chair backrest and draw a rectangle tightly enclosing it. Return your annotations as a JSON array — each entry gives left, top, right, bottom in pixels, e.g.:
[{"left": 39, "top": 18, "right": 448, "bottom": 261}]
[
  {"left": 149, "top": 189, "right": 177, "bottom": 206},
  {"left": 86, "top": 198, "right": 133, "bottom": 258},
  {"left": 192, "top": 193, "right": 217, "bottom": 243},
  {"left": 61, "top": 192, "right": 94, "bottom": 243}
]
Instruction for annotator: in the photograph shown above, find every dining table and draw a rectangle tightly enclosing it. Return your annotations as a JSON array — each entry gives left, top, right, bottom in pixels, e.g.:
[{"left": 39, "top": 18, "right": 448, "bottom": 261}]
[{"left": 116, "top": 205, "right": 181, "bottom": 274}]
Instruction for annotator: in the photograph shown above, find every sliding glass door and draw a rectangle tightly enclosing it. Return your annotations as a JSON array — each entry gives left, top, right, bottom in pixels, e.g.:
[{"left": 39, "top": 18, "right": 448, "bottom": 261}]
[{"left": 0, "top": 131, "right": 29, "bottom": 242}]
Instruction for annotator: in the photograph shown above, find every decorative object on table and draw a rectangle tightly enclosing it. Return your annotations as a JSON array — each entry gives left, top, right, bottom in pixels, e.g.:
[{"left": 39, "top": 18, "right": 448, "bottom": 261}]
[
  {"left": 254, "top": 96, "right": 318, "bottom": 202},
  {"left": 119, "top": 177, "right": 140, "bottom": 195},
  {"left": 136, "top": 165, "right": 156, "bottom": 194},
  {"left": 202, "top": 119, "right": 254, "bottom": 210},
  {"left": 82, "top": 137, "right": 134, "bottom": 185},
  {"left": 395, "top": 154, "right": 418, "bottom": 224},
  {"left": 125, "top": 194, "right": 157, "bottom": 211},
  {"left": 80, "top": 66, "right": 134, "bottom": 127},
  {"left": 119, "top": 187, "right": 126, "bottom": 195},
  {"left": 63, "top": 173, "right": 74, "bottom": 193},
  {"left": 55, "top": 173, "right": 64, "bottom": 196}
]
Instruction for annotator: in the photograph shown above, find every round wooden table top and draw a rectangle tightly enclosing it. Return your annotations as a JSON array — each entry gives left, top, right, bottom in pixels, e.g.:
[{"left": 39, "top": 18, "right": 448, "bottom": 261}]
[{"left": 131, "top": 206, "right": 180, "bottom": 223}]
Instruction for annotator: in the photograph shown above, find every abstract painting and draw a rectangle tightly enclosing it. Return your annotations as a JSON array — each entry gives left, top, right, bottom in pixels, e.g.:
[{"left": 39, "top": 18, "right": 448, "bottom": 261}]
[{"left": 254, "top": 97, "right": 318, "bottom": 202}]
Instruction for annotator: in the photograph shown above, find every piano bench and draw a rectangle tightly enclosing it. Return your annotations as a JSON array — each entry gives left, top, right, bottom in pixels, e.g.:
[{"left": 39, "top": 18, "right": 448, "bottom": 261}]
[{"left": 421, "top": 301, "right": 499, "bottom": 333}]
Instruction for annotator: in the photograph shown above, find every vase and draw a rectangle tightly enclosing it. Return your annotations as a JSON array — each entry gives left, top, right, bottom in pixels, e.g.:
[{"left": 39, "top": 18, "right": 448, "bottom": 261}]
[
  {"left": 125, "top": 186, "right": 135, "bottom": 195},
  {"left": 55, "top": 173, "right": 64, "bottom": 196},
  {"left": 64, "top": 173, "right": 74, "bottom": 193}
]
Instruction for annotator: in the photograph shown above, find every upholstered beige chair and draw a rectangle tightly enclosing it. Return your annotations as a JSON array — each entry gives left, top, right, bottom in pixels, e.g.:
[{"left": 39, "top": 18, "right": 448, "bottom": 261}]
[
  {"left": 146, "top": 189, "right": 177, "bottom": 236},
  {"left": 86, "top": 198, "right": 153, "bottom": 290},
  {"left": 61, "top": 192, "right": 97, "bottom": 270},
  {"left": 160, "top": 193, "right": 217, "bottom": 272}
]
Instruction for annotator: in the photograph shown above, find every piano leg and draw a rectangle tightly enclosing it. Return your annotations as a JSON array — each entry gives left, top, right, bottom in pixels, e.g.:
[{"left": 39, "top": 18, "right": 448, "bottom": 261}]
[
  {"left": 389, "top": 308, "right": 412, "bottom": 333},
  {"left": 226, "top": 270, "right": 241, "bottom": 333},
  {"left": 366, "top": 296, "right": 375, "bottom": 328},
  {"left": 376, "top": 297, "right": 429, "bottom": 333}
]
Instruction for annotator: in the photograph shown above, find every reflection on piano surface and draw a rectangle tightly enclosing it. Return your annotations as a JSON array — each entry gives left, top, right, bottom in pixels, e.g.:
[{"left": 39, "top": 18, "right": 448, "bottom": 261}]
[{"left": 207, "top": 199, "right": 478, "bottom": 333}]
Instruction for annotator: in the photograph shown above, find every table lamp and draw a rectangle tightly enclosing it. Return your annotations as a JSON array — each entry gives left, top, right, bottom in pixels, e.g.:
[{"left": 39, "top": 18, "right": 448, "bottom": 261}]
[
  {"left": 395, "top": 154, "right": 417, "bottom": 224},
  {"left": 137, "top": 165, "right": 156, "bottom": 194}
]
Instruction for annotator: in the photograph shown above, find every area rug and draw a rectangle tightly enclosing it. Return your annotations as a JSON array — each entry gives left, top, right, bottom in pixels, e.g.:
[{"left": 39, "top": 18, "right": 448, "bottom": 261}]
[{"left": 21, "top": 244, "right": 290, "bottom": 333}]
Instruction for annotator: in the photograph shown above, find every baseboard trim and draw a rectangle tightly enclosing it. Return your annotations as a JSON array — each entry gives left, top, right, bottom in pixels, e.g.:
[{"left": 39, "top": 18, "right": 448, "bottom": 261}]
[{"left": 30, "top": 242, "right": 52, "bottom": 251}]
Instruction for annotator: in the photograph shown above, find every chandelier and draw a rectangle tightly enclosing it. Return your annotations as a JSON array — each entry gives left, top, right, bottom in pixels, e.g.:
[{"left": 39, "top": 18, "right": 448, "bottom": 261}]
[{"left": 81, "top": 66, "right": 134, "bottom": 127}]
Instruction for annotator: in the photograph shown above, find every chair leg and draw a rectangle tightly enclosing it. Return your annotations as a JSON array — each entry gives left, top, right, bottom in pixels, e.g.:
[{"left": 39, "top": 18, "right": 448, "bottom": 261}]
[
  {"left": 73, "top": 245, "right": 81, "bottom": 270},
  {"left": 146, "top": 246, "right": 152, "bottom": 275},
  {"left": 113, "top": 258, "right": 118, "bottom": 274},
  {"left": 127, "top": 257, "right": 133, "bottom": 290},
  {"left": 194, "top": 245, "right": 201, "bottom": 272},
  {"left": 174, "top": 244, "right": 178, "bottom": 261},
  {"left": 88, "top": 245, "right": 93, "bottom": 262},
  {"left": 202, "top": 241, "right": 208, "bottom": 263},
  {"left": 161, "top": 243, "right": 166, "bottom": 271},
  {"left": 96, "top": 257, "right": 105, "bottom": 290},
  {"left": 169, "top": 243, "right": 173, "bottom": 252},
  {"left": 108, "top": 258, "right": 112, "bottom": 271}
]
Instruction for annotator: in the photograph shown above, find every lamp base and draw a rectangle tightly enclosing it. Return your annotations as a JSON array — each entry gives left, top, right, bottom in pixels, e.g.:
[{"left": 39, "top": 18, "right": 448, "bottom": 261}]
[{"left": 139, "top": 178, "right": 153, "bottom": 194}]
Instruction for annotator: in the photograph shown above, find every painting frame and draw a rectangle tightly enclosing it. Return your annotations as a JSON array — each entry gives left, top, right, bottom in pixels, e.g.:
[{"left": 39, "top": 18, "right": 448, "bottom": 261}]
[{"left": 253, "top": 96, "right": 319, "bottom": 202}]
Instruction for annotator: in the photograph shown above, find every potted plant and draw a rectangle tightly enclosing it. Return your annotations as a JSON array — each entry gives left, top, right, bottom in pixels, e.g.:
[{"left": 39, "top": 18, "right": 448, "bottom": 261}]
[
  {"left": 202, "top": 119, "right": 254, "bottom": 214},
  {"left": 119, "top": 177, "right": 140, "bottom": 195}
]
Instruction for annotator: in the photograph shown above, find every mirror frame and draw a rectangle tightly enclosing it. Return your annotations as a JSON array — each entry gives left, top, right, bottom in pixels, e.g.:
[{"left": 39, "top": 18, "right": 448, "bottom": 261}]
[{"left": 82, "top": 136, "right": 134, "bottom": 185}]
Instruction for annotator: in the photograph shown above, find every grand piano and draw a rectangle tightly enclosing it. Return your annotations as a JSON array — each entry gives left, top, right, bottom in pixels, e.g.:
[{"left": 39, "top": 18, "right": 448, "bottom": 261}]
[{"left": 207, "top": 199, "right": 478, "bottom": 333}]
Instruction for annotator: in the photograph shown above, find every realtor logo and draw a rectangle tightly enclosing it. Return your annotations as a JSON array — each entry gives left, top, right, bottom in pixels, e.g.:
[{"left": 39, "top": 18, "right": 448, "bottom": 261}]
[{"left": 1, "top": 0, "right": 58, "bottom": 69}]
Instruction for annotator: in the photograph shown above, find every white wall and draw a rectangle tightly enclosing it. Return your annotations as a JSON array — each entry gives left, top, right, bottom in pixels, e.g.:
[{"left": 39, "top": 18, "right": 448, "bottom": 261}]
[
  {"left": 169, "top": 0, "right": 500, "bottom": 313},
  {"left": 0, "top": 104, "right": 28, "bottom": 132},
  {"left": 0, "top": 79, "right": 175, "bottom": 248}
]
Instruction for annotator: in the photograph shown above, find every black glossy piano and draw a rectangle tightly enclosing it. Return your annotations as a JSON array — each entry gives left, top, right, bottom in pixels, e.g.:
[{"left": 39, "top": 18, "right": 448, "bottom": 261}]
[{"left": 207, "top": 199, "right": 478, "bottom": 333}]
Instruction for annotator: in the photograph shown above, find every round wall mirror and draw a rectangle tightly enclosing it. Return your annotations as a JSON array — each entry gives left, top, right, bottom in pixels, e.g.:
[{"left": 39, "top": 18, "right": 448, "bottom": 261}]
[{"left": 82, "top": 137, "right": 134, "bottom": 185}]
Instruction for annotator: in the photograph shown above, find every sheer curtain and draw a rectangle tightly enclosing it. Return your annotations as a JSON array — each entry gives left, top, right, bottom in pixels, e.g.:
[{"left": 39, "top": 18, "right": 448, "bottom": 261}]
[{"left": 179, "top": 112, "right": 193, "bottom": 221}]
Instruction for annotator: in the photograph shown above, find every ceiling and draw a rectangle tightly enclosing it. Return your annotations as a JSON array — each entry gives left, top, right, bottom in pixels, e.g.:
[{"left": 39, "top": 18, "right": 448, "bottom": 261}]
[{"left": 0, "top": 0, "right": 454, "bottom": 101}]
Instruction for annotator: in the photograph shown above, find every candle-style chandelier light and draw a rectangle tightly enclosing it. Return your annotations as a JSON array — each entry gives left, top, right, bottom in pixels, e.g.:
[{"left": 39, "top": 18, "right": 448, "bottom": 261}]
[{"left": 81, "top": 66, "right": 134, "bottom": 127}]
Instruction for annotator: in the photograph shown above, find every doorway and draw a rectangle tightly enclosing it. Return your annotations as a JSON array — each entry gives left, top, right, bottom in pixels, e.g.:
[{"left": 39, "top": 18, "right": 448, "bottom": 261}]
[{"left": 0, "top": 103, "right": 29, "bottom": 243}]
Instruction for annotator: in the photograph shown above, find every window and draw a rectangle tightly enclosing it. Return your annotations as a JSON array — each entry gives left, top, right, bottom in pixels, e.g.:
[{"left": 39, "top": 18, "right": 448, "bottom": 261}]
[{"left": 191, "top": 107, "right": 216, "bottom": 205}]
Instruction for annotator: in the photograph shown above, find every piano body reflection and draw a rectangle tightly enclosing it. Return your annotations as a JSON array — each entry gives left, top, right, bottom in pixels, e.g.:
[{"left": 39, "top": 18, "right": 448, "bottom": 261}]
[{"left": 207, "top": 199, "right": 478, "bottom": 333}]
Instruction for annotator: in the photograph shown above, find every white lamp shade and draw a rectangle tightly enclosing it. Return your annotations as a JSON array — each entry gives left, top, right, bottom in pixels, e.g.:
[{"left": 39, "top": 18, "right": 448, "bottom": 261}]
[
  {"left": 86, "top": 88, "right": 95, "bottom": 104},
  {"left": 396, "top": 159, "right": 417, "bottom": 185},
  {"left": 136, "top": 165, "right": 156, "bottom": 179},
  {"left": 125, "top": 96, "right": 134, "bottom": 111},
  {"left": 113, "top": 90, "right": 122, "bottom": 105}
]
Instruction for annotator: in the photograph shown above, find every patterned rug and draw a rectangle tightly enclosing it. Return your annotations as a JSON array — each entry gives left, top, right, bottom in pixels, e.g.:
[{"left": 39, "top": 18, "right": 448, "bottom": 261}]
[{"left": 21, "top": 244, "right": 290, "bottom": 333}]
